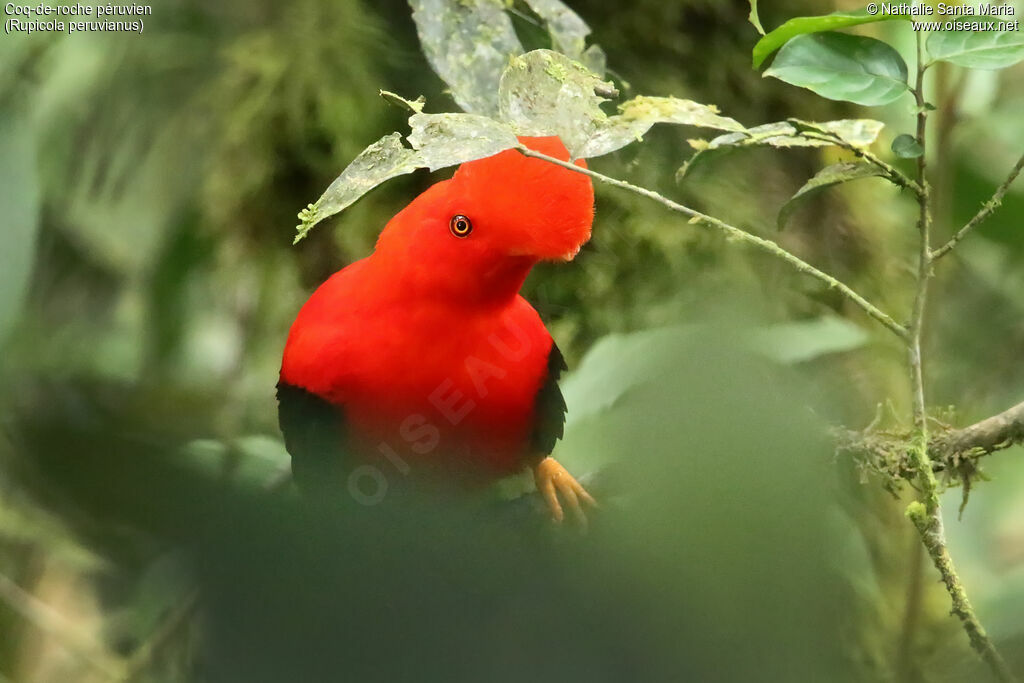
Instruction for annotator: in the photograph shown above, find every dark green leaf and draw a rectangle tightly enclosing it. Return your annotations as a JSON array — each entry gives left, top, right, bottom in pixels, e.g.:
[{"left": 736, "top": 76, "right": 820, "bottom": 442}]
[
  {"left": 764, "top": 32, "right": 910, "bottom": 106},
  {"left": 891, "top": 133, "right": 923, "bottom": 159},
  {"left": 777, "top": 161, "right": 886, "bottom": 230},
  {"left": 927, "top": 30, "right": 1024, "bottom": 70},
  {"left": 752, "top": 9, "right": 909, "bottom": 69}
]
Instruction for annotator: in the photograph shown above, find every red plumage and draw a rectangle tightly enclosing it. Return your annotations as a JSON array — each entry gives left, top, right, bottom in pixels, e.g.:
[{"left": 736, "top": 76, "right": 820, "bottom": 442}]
[{"left": 280, "top": 136, "right": 593, "bottom": 484}]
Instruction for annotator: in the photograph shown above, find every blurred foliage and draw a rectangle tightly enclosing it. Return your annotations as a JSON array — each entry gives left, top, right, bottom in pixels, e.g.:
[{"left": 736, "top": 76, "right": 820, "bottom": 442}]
[{"left": 0, "top": 0, "right": 1022, "bottom": 681}]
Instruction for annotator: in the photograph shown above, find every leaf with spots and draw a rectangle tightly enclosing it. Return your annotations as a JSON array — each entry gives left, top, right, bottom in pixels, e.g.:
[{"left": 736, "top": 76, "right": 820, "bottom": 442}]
[{"left": 409, "top": 0, "right": 523, "bottom": 116}]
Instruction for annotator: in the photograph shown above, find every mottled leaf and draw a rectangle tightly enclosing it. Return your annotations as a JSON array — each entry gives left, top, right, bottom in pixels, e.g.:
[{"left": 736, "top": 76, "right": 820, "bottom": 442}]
[
  {"left": 498, "top": 49, "right": 613, "bottom": 158},
  {"left": 295, "top": 133, "right": 423, "bottom": 243},
  {"left": 409, "top": 0, "right": 523, "bottom": 115},
  {"left": 927, "top": 30, "right": 1024, "bottom": 70},
  {"left": 522, "top": 0, "right": 605, "bottom": 75},
  {"left": 407, "top": 112, "right": 518, "bottom": 171},
  {"left": 890, "top": 133, "right": 923, "bottom": 159},
  {"left": 678, "top": 119, "right": 885, "bottom": 179},
  {"left": 580, "top": 96, "right": 745, "bottom": 159},
  {"left": 752, "top": 9, "right": 909, "bottom": 69},
  {"left": 777, "top": 161, "right": 886, "bottom": 230},
  {"left": 764, "top": 32, "right": 909, "bottom": 106},
  {"left": 296, "top": 111, "right": 521, "bottom": 241},
  {"left": 785, "top": 118, "right": 887, "bottom": 148}
]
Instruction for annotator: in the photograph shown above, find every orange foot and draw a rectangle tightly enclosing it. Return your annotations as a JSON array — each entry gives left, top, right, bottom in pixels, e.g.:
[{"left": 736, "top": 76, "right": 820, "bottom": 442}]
[{"left": 532, "top": 456, "right": 597, "bottom": 527}]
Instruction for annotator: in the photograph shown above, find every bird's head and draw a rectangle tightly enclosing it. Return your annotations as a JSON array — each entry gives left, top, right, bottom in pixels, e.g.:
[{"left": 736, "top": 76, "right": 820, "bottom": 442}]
[{"left": 373, "top": 136, "right": 594, "bottom": 302}]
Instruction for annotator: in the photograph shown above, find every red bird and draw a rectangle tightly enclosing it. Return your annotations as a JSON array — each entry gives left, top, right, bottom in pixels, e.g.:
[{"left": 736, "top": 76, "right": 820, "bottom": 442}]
[{"left": 278, "top": 136, "right": 595, "bottom": 522}]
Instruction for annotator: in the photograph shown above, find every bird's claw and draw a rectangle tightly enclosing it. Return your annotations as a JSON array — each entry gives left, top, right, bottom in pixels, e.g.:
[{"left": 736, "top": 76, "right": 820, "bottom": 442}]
[{"left": 532, "top": 456, "right": 597, "bottom": 529}]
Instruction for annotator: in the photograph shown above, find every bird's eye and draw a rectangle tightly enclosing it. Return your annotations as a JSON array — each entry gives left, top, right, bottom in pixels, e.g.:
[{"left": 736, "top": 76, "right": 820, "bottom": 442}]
[{"left": 449, "top": 214, "right": 472, "bottom": 238}]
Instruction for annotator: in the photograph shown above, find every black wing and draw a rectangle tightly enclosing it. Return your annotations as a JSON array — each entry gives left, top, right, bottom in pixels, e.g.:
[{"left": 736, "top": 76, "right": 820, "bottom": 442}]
[
  {"left": 529, "top": 342, "right": 568, "bottom": 456},
  {"left": 276, "top": 380, "right": 349, "bottom": 500}
]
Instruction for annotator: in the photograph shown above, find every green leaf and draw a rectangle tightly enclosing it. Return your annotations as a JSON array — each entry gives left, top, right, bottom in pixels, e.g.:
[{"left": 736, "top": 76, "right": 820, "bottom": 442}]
[
  {"left": 752, "top": 8, "right": 909, "bottom": 69},
  {"left": 748, "top": 0, "right": 765, "bottom": 35},
  {"left": 521, "top": 0, "right": 606, "bottom": 76},
  {"left": 295, "top": 133, "right": 423, "bottom": 243},
  {"left": 498, "top": 49, "right": 613, "bottom": 158},
  {"left": 380, "top": 90, "right": 425, "bottom": 113},
  {"left": 927, "top": 30, "right": 1024, "bottom": 70},
  {"left": 678, "top": 118, "right": 885, "bottom": 180},
  {"left": 409, "top": 0, "right": 523, "bottom": 115},
  {"left": 752, "top": 316, "right": 870, "bottom": 364},
  {"left": 295, "top": 108, "right": 519, "bottom": 241},
  {"left": 0, "top": 107, "right": 40, "bottom": 344},
  {"left": 764, "top": 32, "right": 910, "bottom": 106},
  {"left": 580, "top": 95, "right": 745, "bottom": 159},
  {"left": 891, "top": 133, "right": 923, "bottom": 159},
  {"left": 777, "top": 161, "right": 886, "bottom": 230},
  {"left": 407, "top": 112, "right": 518, "bottom": 171}
]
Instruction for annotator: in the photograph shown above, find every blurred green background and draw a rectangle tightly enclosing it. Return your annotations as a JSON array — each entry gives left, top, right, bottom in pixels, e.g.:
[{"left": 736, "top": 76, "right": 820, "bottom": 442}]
[{"left": 0, "top": 1, "right": 1022, "bottom": 681}]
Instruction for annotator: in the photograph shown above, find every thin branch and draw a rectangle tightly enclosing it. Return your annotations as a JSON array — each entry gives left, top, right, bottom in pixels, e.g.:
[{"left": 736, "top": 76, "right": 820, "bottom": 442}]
[
  {"left": 121, "top": 589, "right": 200, "bottom": 682},
  {"left": 903, "top": 35, "right": 1017, "bottom": 683},
  {"left": 931, "top": 150, "right": 1024, "bottom": 261},
  {"left": 797, "top": 129, "right": 923, "bottom": 197},
  {"left": 0, "top": 573, "right": 123, "bottom": 680},
  {"left": 515, "top": 145, "right": 909, "bottom": 341},
  {"left": 934, "top": 399, "right": 1024, "bottom": 466}
]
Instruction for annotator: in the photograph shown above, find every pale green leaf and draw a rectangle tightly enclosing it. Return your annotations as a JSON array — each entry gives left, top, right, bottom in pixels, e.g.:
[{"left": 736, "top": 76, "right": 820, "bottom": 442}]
[
  {"left": 409, "top": 0, "right": 523, "bottom": 115},
  {"left": 522, "top": 0, "right": 606, "bottom": 76},
  {"left": 295, "top": 110, "right": 520, "bottom": 241},
  {"left": 752, "top": 316, "right": 870, "bottom": 364},
  {"left": 785, "top": 118, "right": 887, "bottom": 148},
  {"left": 927, "top": 30, "right": 1024, "bottom": 70},
  {"left": 764, "top": 32, "right": 910, "bottom": 106},
  {"left": 295, "top": 133, "right": 423, "bottom": 243},
  {"left": 497, "top": 49, "right": 613, "bottom": 158},
  {"left": 407, "top": 112, "right": 518, "bottom": 171},
  {"left": 678, "top": 119, "right": 885, "bottom": 179},
  {"left": 777, "top": 161, "right": 886, "bottom": 230},
  {"left": 380, "top": 90, "right": 425, "bottom": 113},
  {"left": 580, "top": 95, "right": 745, "bottom": 159},
  {"left": 753, "top": 8, "right": 910, "bottom": 69},
  {"left": 748, "top": 0, "right": 765, "bottom": 35},
  {"left": 0, "top": 107, "right": 40, "bottom": 343}
]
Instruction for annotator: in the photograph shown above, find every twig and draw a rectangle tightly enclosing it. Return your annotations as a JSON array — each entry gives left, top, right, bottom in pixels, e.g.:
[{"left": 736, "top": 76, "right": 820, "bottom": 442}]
[
  {"left": 903, "top": 35, "right": 1017, "bottom": 683},
  {"left": 0, "top": 573, "right": 123, "bottom": 680},
  {"left": 795, "top": 127, "right": 923, "bottom": 197},
  {"left": 120, "top": 589, "right": 200, "bottom": 682},
  {"left": 515, "top": 145, "right": 910, "bottom": 341},
  {"left": 930, "top": 150, "right": 1024, "bottom": 261}
]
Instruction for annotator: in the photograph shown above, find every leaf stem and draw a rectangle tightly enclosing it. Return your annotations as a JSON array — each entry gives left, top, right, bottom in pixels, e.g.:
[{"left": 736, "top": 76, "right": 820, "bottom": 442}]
[
  {"left": 514, "top": 145, "right": 909, "bottom": 341},
  {"left": 930, "top": 150, "right": 1024, "bottom": 261}
]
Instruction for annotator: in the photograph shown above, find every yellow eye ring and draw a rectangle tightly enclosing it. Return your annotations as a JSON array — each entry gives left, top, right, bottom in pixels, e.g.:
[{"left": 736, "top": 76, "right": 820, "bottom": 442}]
[{"left": 449, "top": 214, "right": 472, "bottom": 238}]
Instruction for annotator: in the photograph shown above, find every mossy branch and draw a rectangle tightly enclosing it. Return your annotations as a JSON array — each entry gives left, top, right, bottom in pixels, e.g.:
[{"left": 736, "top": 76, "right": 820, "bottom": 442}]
[
  {"left": 514, "top": 145, "right": 910, "bottom": 342},
  {"left": 930, "top": 150, "right": 1024, "bottom": 262},
  {"left": 905, "top": 504, "right": 1016, "bottom": 682},
  {"left": 902, "top": 35, "right": 1017, "bottom": 683}
]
